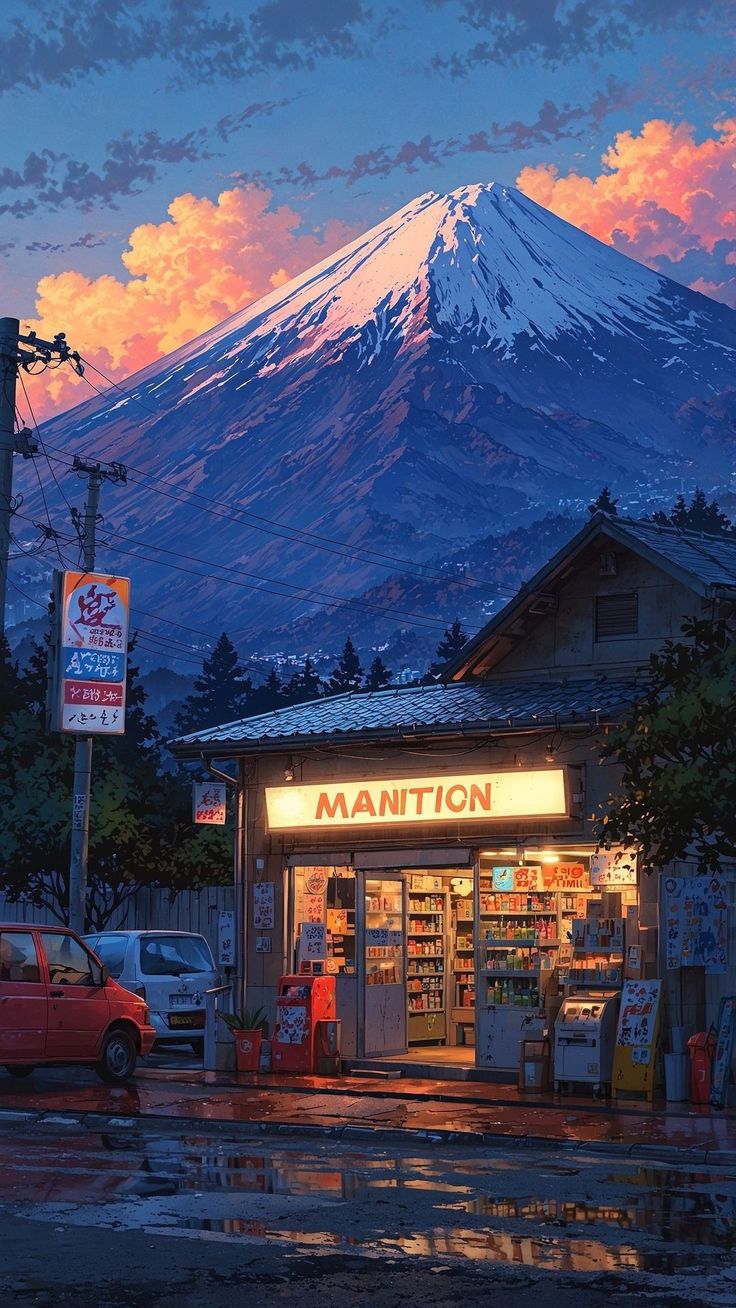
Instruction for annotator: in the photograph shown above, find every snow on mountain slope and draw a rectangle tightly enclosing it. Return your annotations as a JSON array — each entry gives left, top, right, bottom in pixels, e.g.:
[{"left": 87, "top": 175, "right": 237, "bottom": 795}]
[{"left": 18, "top": 183, "right": 736, "bottom": 660}]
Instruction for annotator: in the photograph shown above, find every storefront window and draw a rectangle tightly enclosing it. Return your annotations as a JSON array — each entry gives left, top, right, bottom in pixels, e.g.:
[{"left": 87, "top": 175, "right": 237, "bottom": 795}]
[{"left": 291, "top": 866, "right": 356, "bottom": 974}]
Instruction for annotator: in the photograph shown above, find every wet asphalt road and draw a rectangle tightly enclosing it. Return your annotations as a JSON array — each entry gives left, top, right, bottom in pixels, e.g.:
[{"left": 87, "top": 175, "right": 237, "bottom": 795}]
[{"left": 1, "top": 1118, "right": 735, "bottom": 1307}]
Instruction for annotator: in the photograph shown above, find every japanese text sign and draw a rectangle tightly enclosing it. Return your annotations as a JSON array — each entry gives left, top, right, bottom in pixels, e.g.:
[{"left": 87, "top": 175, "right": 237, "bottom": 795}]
[
  {"left": 253, "top": 882, "right": 275, "bottom": 930},
  {"left": 217, "top": 911, "right": 235, "bottom": 967},
  {"left": 53, "top": 571, "right": 130, "bottom": 735},
  {"left": 193, "top": 782, "right": 227, "bottom": 825}
]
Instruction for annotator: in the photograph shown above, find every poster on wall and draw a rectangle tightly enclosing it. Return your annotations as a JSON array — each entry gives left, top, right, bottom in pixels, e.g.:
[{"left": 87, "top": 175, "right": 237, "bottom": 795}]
[
  {"left": 590, "top": 847, "right": 638, "bottom": 886},
  {"left": 253, "top": 882, "right": 275, "bottom": 930},
  {"left": 663, "top": 876, "right": 728, "bottom": 974},
  {"left": 302, "top": 893, "right": 325, "bottom": 923},
  {"left": 298, "top": 922, "right": 327, "bottom": 963},
  {"left": 217, "top": 911, "right": 235, "bottom": 968}
]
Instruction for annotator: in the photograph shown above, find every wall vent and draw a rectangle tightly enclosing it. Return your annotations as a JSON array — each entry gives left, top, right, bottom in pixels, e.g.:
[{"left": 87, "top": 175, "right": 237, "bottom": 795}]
[{"left": 595, "top": 592, "right": 638, "bottom": 640}]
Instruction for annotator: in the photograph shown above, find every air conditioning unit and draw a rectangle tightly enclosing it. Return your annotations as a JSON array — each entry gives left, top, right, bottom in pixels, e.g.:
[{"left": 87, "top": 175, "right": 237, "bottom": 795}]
[{"left": 599, "top": 551, "right": 618, "bottom": 577}]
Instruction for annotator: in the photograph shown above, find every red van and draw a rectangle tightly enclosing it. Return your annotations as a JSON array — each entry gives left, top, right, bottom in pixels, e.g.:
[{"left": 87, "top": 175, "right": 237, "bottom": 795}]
[{"left": 0, "top": 924, "right": 155, "bottom": 1083}]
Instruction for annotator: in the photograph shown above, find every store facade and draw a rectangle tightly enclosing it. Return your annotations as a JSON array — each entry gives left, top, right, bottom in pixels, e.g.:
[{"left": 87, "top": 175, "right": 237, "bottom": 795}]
[{"left": 170, "top": 513, "right": 735, "bottom": 1084}]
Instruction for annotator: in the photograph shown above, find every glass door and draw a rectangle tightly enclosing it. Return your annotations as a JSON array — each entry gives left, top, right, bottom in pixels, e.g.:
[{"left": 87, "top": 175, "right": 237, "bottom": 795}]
[{"left": 358, "top": 872, "right": 407, "bottom": 1057}]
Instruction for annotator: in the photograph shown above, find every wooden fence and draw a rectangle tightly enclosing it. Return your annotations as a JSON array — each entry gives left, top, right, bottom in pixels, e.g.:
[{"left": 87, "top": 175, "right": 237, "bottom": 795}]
[{"left": 0, "top": 885, "right": 233, "bottom": 964}]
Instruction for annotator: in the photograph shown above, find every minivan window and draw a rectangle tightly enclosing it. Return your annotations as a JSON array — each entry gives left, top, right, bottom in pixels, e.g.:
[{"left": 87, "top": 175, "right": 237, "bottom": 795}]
[
  {"left": 41, "top": 932, "right": 95, "bottom": 986},
  {"left": 91, "top": 936, "right": 128, "bottom": 978},
  {"left": 139, "top": 935, "right": 213, "bottom": 977},
  {"left": 0, "top": 931, "right": 40, "bottom": 983}
]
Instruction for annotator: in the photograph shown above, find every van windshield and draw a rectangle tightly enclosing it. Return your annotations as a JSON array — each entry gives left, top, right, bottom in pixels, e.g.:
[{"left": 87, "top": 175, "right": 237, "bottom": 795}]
[{"left": 139, "top": 935, "right": 214, "bottom": 977}]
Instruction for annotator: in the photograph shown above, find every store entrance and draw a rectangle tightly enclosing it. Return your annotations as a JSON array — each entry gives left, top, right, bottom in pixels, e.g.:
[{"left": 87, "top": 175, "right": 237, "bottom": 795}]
[{"left": 406, "top": 869, "right": 475, "bottom": 1059}]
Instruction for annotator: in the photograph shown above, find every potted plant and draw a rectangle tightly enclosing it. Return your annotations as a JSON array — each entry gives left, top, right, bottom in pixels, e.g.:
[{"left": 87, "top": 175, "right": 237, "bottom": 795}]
[{"left": 217, "top": 1007, "right": 268, "bottom": 1073}]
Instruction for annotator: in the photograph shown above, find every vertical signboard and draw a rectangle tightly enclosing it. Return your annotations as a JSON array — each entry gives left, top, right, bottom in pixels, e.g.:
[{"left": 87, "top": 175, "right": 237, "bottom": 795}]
[
  {"left": 193, "top": 782, "right": 227, "bottom": 825},
  {"left": 52, "top": 571, "right": 130, "bottom": 735}
]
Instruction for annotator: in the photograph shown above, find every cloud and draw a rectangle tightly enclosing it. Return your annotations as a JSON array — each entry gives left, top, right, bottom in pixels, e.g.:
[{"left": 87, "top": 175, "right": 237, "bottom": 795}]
[
  {"left": 0, "top": 101, "right": 287, "bottom": 216},
  {"left": 234, "top": 83, "right": 630, "bottom": 192},
  {"left": 1, "top": 0, "right": 376, "bottom": 94},
  {"left": 516, "top": 117, "right": 736, "bottom": 306},
  {"left": 21, "top": 185, "right": 359, "bottom": 419},
  {"left": 429, "top": 0, "right": 722, "bottom": 73}
]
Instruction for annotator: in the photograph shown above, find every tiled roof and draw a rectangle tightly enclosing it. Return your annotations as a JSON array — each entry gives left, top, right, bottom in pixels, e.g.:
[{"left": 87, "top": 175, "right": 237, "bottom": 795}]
[
  {"left": 612, "top": 517, "right": 736, "bottom": 591},
  {"left": 169, "top": 677, "right": 641, "bottom": 754}
]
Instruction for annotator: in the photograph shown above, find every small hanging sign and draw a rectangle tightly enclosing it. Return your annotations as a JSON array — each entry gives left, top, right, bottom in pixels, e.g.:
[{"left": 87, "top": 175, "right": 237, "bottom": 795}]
[{"left": 193, "top": 782, "right": 227, "bottom": 825}]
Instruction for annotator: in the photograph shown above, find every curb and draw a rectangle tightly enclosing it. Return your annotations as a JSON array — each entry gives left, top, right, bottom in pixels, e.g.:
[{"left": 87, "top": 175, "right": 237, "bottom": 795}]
[
  {"left": 137, "top": 1068, "right": 732, "bottom": 1125},
  {"left": 1, "top": 1103, "right": 733, "bottom": 1167}
]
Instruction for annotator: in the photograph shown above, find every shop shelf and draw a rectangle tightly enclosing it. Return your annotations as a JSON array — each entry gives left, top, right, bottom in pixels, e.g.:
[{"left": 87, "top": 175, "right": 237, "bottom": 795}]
[
  {"left": 408, "top": 969, "right": 444, "bottom": 977},
  {"left": 484, "top": 938, "right": 540, "bottom": 947}
]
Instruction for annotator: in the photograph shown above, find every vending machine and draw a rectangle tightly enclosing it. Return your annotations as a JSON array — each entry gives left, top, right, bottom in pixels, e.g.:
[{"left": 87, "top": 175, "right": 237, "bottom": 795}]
[{"left": 553, "top": 990, "right": 620, "bottom": 1095}]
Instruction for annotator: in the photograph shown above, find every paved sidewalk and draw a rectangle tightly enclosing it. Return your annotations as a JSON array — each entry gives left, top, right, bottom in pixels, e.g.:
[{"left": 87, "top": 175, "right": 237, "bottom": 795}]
[{"left": 1, "top": 1065, "right": 735, "bottom": 1162}]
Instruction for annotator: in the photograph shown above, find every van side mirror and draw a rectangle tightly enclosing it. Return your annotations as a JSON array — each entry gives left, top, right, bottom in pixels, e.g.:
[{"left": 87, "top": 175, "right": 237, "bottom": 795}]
[{"left": 97, "top": 964, "right": 109, "bottom": 986}]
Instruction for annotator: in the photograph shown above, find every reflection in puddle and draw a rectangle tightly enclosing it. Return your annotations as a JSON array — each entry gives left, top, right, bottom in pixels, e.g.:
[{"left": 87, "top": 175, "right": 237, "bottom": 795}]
[
  {"left": 178, "top": 1215, "right": 696, "bottom": 1273},
  {"left": 460, "top": 1191, "right": 736, "bottom": 1250}
]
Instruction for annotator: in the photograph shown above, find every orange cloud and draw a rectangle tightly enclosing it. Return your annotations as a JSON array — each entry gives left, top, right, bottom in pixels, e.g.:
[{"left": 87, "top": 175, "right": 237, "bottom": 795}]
[
  {"left": 517, "top": 118, "right": 736, "bottom": 305},
  {"left": 23, "top": 185, "right": 357, "bottom": 420}
]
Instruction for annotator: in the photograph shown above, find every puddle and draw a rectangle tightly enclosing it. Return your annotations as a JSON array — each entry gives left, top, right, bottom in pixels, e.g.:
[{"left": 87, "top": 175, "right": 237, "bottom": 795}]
[
  {"left": 458, "top": 1191, "right": 736, "bottom": 1251},
  {"left": 178, "top": 1215, "right": 702, "bottom": 1273}
]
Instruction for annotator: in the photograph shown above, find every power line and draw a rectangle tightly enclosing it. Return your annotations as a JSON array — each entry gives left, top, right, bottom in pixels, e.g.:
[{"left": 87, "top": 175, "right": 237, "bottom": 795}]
[{"left": 12, "top": 505, "right": 473, "bottom": 638}]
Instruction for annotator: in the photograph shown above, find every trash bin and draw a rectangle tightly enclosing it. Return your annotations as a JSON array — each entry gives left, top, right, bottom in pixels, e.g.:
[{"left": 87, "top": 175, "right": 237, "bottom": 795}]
[
  {"left": 688, "top": 1030, "right": 716, "bottom": 1104},
  {"left": 316, "top": 1019, "right": 341, "bottom": 1075},
  {"left": 664, "top": 1052, "right": 689, "bottom": 1102}
]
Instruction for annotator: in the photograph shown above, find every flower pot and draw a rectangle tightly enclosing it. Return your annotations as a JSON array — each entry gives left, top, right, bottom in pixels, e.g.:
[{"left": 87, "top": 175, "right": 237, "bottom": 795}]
[{"left": 233, "top": 1029, "right": 262, "bottom": 1073}]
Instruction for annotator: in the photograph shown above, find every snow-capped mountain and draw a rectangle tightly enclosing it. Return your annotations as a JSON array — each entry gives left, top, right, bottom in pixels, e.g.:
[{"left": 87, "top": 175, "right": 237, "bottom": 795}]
[{"left": 18, "top": 183, "right": 736, "bottom": 664}]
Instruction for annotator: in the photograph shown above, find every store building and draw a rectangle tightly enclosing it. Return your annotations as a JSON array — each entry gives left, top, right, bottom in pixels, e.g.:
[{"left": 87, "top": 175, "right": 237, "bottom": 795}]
[{"left": 170, "top": 513, "right": 736, "bottom": 1080}]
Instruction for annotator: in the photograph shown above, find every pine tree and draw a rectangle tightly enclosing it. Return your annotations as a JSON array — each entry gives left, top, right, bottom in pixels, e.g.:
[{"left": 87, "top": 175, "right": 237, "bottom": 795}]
[
  {"left": 652, "top": 488, "right": 733, "bottom": 535},
  {"left": 365, "top": 655, "right": 392, "bottom": 691},
  {"left": 429, "top": 618, "right": 468, "bottom": 677},
  {"left": 284, "top": 655, "right": 323, "bottom": 705},
  {"left": 588, "top": 486, "right": 619, "bottom": 515},
  {"left": 327, "top": 637, "right": 364, "bottom": 695},
  {"left": 175, "top": 632, "right": 251, "bottom": 733}
]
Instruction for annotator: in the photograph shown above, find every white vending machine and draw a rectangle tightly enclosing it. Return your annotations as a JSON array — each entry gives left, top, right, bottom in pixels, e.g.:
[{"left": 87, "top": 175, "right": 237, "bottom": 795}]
[{"left": 553, "top": 990, "right": 620, "bottom": 1096}]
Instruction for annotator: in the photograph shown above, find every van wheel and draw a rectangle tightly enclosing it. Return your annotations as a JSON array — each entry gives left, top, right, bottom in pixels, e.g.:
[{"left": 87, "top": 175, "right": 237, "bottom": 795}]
[
  {"left": 96, "top": 1028, "right": 137, "bottom": 1083},
  {"left": 4, "top": 1065, "right": 34, "bottom": 1078}
]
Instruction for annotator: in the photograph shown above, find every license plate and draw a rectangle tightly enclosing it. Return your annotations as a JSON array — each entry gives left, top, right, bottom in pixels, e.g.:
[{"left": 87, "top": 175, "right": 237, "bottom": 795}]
[
  {"left": 170, "top": 994, "right": 202, "bottom": 1007},
  {"left": 168, "top": 1012, "right": 201, "bottom": 1028}
]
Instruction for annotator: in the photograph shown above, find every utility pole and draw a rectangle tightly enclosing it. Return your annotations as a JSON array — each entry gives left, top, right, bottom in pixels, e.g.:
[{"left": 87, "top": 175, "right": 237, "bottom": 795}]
[
  {"left": 67, "top": 456, "right": 127, "bottom": 934},
  {"left": 0, "top": 316, "right": 81, "bottom": 638}
]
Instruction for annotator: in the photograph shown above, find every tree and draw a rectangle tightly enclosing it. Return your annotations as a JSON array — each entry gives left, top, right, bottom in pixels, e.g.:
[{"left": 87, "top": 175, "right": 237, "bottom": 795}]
[
  {"left": 175, "top": 632, "right": 251, "bottom": 733},
  {"left": 326, "top": 637, "right": 363, "bottom": 695},
  {"left": 651, "top": 488, "right": 733, "bottom": 536},
  {"left": 597, "top": 617, "right": 736, "bottom": 873},
  {"left": 284, "top": 655, "right": 323, "bottom": 705},
  {"left": 429, "top": 618, "right": 468, "bottom": 677},
  {"left": 588, "top": 486, "right": 619, "bottom": 515},
  {"left": 0, "top": 627, "right": 232, "bottom": 929},
  {"left": 248, "top": 668, "right": 284, "bottom": 715},
  {"left": 365, "top": 655, "right": 392, "bottom": 691},
  {"left": 0, "top": 636, "right": 20, "bottom": 720}
]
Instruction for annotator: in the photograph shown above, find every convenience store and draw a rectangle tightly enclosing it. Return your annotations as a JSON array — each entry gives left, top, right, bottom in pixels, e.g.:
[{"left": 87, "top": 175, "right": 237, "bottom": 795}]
[
  {"left": 259, "top": 747, "right": 643, "bottom": 1076},
  {"left": 170, "top": 513, "right": 736, "bottom": 1081}
]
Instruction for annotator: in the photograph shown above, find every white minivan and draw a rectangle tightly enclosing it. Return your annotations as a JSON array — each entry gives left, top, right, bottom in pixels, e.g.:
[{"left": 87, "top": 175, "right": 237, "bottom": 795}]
[{"left": 83, "top": 930, "right": 218, "bottom": 1055}]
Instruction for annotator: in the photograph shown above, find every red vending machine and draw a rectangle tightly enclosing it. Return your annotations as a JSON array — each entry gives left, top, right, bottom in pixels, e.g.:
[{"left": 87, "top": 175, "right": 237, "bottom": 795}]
[{"left": 272, "top": 973, "right": 336, "bottom": 1073}]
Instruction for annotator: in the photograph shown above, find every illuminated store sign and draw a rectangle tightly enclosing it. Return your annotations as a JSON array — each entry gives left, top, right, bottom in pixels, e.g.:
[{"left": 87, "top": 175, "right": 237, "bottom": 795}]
[{"left": 265, "top": 768, "right": 568, "bottom": 831}]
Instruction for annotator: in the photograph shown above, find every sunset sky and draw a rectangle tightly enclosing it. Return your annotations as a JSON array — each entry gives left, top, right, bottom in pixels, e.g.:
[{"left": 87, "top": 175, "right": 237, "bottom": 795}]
[{"left": 4, "top": 0, "right": 735, "bottom": 417}]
